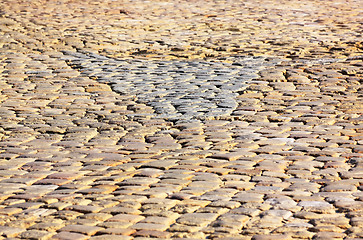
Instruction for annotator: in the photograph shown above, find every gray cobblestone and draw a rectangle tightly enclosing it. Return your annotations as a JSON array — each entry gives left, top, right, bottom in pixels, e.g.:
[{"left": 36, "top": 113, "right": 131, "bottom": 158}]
[{"left": 64, "top": 51, "right": 275, "bottom": 121}]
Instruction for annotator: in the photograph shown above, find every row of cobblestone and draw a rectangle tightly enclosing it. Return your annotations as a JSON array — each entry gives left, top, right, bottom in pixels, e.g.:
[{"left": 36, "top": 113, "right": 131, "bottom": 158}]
[{"left": 1, "top": 0, "right": 362, "bottom": 60}]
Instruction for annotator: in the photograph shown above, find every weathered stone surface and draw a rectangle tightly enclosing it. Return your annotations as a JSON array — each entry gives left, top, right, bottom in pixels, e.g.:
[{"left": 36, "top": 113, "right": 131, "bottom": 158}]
[
  {"left": 58, "top": 225, "right": 103, "bottom": 236},
  {"left": 0, "top": 0, "right": 361, "bottom": 239}
]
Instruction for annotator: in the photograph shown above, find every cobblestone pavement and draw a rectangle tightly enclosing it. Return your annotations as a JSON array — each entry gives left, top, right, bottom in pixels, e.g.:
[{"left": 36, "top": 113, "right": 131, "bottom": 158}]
[{"left": 0, "top": 0, "right": 362, "bottom": 239}]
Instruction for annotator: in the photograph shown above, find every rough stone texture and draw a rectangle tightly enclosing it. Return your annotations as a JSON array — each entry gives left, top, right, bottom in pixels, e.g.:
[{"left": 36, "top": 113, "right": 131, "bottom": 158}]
[{"left": 0, "top": 0, "right": 362, "bottom": 239}]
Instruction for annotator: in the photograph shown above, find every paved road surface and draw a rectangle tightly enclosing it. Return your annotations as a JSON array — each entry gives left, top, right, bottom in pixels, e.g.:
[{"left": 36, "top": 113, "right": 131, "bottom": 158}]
[{"left": 0, "top": 0, "right": 362, "bottom": 239}]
